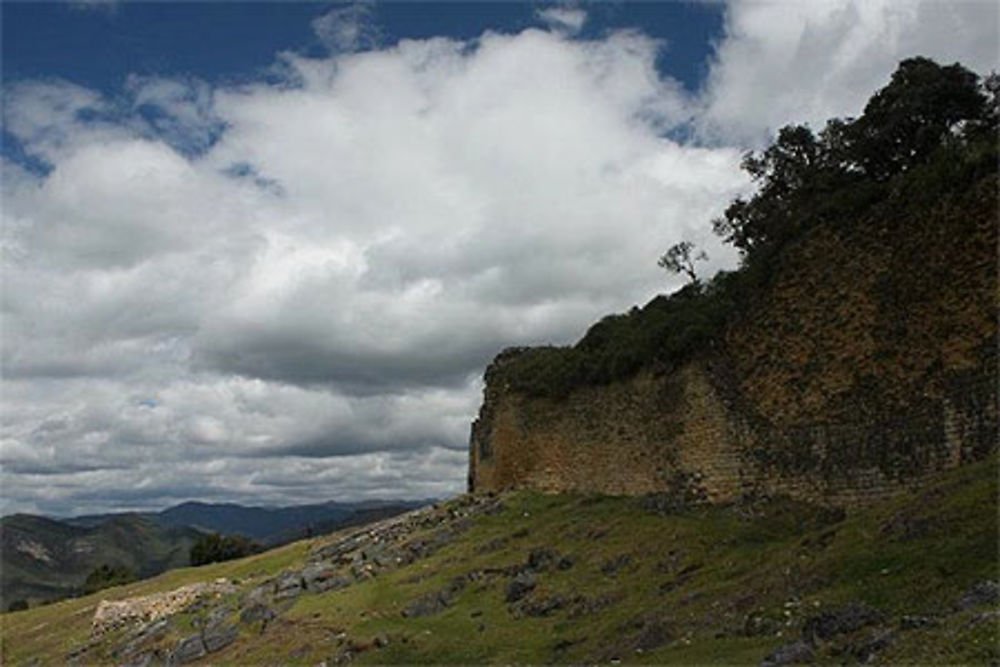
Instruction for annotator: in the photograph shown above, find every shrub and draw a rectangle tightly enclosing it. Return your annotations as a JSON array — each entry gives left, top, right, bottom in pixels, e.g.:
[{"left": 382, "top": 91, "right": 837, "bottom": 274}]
[
  {"left": 83, "top": 563, "right": 136, "bottom": 594},
  {"left": 190, "top": 533, "right": 261, "bottom": 566},
  {"left": 6, "top": 599, "right": 29, "bottom": 612}
]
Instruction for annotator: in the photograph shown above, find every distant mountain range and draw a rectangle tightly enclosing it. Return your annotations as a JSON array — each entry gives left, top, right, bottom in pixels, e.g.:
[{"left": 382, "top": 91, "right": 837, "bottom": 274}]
[
  {"left": 1, "top": 498, "right": 429, "bottom": 607},
  {"left": 66, "top": 498, "right": 430, "bottom": 545}
]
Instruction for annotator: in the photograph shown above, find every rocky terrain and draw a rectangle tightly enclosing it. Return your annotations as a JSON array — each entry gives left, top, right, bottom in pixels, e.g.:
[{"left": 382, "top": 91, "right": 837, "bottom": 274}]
[
  {"left": 1, "top": 498, "right": 423, "bottom": 609},
  {"left": 2, "top": 453, "right": 996, "bottom": 664}
]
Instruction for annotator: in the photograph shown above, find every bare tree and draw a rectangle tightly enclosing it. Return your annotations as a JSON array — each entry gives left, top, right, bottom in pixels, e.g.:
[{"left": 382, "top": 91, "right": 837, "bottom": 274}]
[{"left": 658, "top": 241, "right": 707, "bottom": 283}]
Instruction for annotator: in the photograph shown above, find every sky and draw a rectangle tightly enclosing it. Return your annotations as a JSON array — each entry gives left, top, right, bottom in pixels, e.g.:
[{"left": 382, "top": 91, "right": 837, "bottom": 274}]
[{"left": 1, "top": 1, "right": 997, "bottom": 516}]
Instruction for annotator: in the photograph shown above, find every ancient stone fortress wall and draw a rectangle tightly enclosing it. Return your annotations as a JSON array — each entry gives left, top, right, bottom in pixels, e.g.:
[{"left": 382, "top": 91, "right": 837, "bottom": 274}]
[
  {"left": 468, "top": 362, "right": 996, "bottom": 506},
  {"left": 468, "top": 178, "right": 997, "bottom": 505}
]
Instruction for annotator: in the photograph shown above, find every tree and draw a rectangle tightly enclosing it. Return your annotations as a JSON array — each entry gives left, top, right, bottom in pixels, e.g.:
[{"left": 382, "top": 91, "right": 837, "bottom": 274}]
[
  {"left": 190, "top": 533, "right": 261, "bottom": 566},
  {"left": 83, "top": 564, "right": 136, "bottom": 594},
  {"left": 712, "top": 57, "right": 992, "bottom": 262},
  {"left": 658, "top": 241, "right": 707, "bottom": 283},
  {"left": 711, "top": 124, "right": 835, "bottom": 256},
  {"left": 849, "top": 57, "right": 988, "bottom": 180}
]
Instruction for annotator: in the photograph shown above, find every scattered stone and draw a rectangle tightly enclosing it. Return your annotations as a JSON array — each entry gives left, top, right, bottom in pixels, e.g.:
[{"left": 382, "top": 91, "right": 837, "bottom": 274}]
[
  {"left": 849, "top": 628, "right": 896, "bottom": 662},
  {"left": 374, "top": 634, "right": 390, "bottom": 648},
  {"left": 802, "top": 603, "right": 885, "bottom": 642},
  {"left": 402, "top": 591, "right": 452, "bottom": 618},
  {"left": 114, "top": 618, "right": 170, "bottom": 663},
  {"left": 956, "top": 580, "right": 1000, "bottom": 610},
  {"left": 65, "top": 642, "right": 98, "bottom": 665},
  {"left": 680, "top": 590, "right": 704, "bottom": 606},
  {"left": 400, "top": 576, "right": 469, "bottom": 617},
  {"left": 240, "top": 602, "right": 275, "bottom": 625},
  {"left": 676, "top": 561, "right": 703, "bottom": 576},
  {"left": 659, "top": 579, "right": 684, "bottom": 595},
  {"left": 170, "top": 635, "right": 207, "bottom": 664},
  {"left": 601, "top": 554, "right": 631, "bottom": 576},
  {"left": 899, "top": 615, "right": 936, "bottom": 630},
  {"left": 121, "top": 651, "right": 164, "bottom": 667},
  {"left": 516, "top": 595, "right": 564, "bottom": 617},
  {"left": 506, "top": 571, "right": 536, "bottom": 603},
  {"left": 966, "top": 609, "right": 1000, "bottom": 629},
  {"left": 477, "top": 536, "right": 509, "bottom": 554},
  {"left": 527, "top": 547, "right": 558, "bottom": 571},
  {"left": 567, "top": 591, "right": 623, "bottom": 618},
  {"left": 350, "top": 562, "right": 378, "bottom": 580},
  {"left": 204, "top": 622, "right": 238, "bottom": 653},
  {"left": 633, "top": 618, "right": 672, "bottom": 651},
  {"left": 744, "top": 613, "right": 782, "bottom": 637},
  {"left": 760, "top": 639, "right": 814, "bottom": 666},
  {"left": 246, "top": 583, "right": 273, "bottom": 604},
  {"left": 302, "top": 564, "right": 351, "bottom": 593},
  {"left": 275, "top": 573, "right": 304, "bottom": 600},
  {"left": 553, "top": 638, "right": 579, "bottom": 652}
]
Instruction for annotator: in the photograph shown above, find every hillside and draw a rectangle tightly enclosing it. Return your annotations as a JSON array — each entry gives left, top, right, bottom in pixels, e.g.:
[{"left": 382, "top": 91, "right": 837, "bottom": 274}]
[
  {"left": 1, "top": 452, "right": 996, "bottom": 665},
  {"left": 470, "top": 58, "right": 997, "bottom": 502},
  {"left": 0, "top": 514, "right": 204, "bottom": 607},
  {"left": 1, "top": 500, "right": 425, "bottom": 609}
]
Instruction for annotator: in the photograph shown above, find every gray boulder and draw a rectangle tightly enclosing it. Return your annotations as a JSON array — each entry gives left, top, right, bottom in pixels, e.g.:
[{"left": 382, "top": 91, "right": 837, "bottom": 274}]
[
  {"left": 956, "top": 580, "right": 1000, "bottom": 610},
  {"left": 169, "top": 635, "right": 206, "bottom": 664},
  {"left": 761, "top": 640, "right": 814, "bottom": 666},
  {"left": 506, "top": 571, "right": 536, "bottom": 603},
  {"left": 203, "top": 622, "right": 238, "bottom": 653}
]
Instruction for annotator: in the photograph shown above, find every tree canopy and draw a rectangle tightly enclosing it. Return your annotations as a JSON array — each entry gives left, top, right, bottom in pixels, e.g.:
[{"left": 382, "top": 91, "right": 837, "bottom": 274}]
[
  {"left": 713, "top": 57, "right": 995, "bottom": 263},
  {"left": 497, "top": 57, "right": 997, "bottom": 399},
  {"left": 190, "top": 533, "right": 261, "bottom": 566}
]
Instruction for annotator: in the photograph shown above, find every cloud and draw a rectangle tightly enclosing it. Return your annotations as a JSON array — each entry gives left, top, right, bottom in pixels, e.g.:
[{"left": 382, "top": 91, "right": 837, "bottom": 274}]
[
  {"left": 2, "top": 80, "right": 113, "bottom": 164},
  {"left": 700, "top": 0, "right": 1000, "bottom": 145},
  {"left": 2, "top": 2, "right": 994, "bottom": 515},
  {"left": 125, "top": 75, "right": 223, "bottom": 155},
  {"left": 537, "top": 6, "right": 588, "bottom": 36},
  {"left": 312, "top": 2, "right": 380, "bottom": 53},
  {"left": 68, "top": 0, "right": 118, "bottom": 13}
]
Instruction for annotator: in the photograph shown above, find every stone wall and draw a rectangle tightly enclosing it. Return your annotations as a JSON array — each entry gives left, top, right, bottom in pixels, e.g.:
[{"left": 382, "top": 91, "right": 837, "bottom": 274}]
[
  {"left": 470, "top": 359, "right": 996, "bottom": 505},
  {"left": 468, "top": 176, "right": 997, "bottom": 505}
]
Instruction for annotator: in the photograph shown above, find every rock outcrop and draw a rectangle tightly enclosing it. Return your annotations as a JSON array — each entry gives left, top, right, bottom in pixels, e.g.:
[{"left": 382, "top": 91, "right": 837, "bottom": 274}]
[{"left": 91, "top": 580, "right": 236, "bottom": 638}]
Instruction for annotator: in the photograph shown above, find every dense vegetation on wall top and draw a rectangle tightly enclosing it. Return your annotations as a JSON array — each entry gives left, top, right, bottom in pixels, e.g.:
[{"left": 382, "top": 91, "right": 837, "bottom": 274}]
[{"left": 492, "top": 57, "right": 998, "bottom": 399}]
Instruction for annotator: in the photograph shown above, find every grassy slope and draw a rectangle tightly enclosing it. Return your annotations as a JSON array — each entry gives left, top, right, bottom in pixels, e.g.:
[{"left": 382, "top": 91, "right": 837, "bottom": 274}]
[{"left": 2, "top": 454, "right": 996, "bottom": 665}]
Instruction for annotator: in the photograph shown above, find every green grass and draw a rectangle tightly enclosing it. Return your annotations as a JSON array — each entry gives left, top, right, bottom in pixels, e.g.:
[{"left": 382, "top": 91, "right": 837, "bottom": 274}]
[{"left": 2, "top": 454, "right": 997, "bottom": 665}]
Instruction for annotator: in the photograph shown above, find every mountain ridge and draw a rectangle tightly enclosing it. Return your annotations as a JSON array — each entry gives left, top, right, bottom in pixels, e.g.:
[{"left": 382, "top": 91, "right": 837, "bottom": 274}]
[{"left": 1, "top": 498, "right": 430, "bottom": 608}]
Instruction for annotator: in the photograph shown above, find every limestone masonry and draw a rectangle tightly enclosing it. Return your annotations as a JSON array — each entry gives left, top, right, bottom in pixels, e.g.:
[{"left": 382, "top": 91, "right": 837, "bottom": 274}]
[{"left": 469, "top": 178, "right": 998, "bottom": 505}]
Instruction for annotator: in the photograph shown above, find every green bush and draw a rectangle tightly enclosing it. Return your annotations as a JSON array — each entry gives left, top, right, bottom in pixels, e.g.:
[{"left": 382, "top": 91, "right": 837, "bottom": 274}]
[
  {"left": 494, "top": 279, "right": 737, "bottom": 398},
  {"left": 6, "top": 599, "right": 29, "bottom": 612},
  {"left": 83, "top": 564, "right": 136, "bottom": 595},
  {"left": 190, "top": 533, "right": 261, "bottom": 566}
]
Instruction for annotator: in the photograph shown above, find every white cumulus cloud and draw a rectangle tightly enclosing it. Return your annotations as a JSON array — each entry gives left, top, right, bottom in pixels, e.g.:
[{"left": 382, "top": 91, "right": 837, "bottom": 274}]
[
  {"left": 1, "top": 1, "right": 995, "bottom": 514},
  {"left": 701, "top": 0, "right": 1000, "bottom": 145}
]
